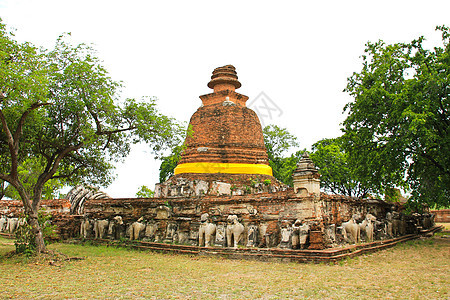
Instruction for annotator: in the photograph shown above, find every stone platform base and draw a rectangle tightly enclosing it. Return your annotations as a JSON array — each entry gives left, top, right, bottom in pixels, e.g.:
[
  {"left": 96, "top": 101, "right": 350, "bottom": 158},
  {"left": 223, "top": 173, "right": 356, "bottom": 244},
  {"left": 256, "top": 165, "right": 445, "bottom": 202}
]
[{"left": 82, "top": 226, "right": 442, "bottom": 263}]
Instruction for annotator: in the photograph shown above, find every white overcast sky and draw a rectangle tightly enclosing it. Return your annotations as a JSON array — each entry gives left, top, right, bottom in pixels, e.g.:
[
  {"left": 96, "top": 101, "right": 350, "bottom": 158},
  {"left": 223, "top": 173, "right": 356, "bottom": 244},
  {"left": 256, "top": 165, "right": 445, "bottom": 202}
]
[{"left": 1, "top": 0, "right": 449, "bottom": 198}]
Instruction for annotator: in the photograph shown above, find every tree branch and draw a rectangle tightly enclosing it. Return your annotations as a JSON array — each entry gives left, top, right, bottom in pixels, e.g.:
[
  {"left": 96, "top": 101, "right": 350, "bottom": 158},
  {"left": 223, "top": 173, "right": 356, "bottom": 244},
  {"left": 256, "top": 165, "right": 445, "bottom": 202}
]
[
  {"left": 0, "top": 109, "right": 18, "bottom": 177},
  {"left": 32, "top": 143, "right": 83, "bottom": 208},
  {"left": 13, "top": 102, "right": 51, "bottom": 145},
  {"left": 50, "top": 165, "right": 84, "bottom": 180},
  {"left": 0, "top": 173, "right": 13, "bottom": 183}
]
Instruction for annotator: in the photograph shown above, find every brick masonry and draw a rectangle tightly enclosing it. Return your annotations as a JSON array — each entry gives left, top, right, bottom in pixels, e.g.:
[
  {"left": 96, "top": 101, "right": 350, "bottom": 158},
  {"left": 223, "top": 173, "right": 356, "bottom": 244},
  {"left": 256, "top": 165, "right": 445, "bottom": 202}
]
[
  {"left": 178, "top": 65, "right": 269, "bottom": 167},
  {"left": 431, "top": 209, "right": 450, "bottom": 223}
]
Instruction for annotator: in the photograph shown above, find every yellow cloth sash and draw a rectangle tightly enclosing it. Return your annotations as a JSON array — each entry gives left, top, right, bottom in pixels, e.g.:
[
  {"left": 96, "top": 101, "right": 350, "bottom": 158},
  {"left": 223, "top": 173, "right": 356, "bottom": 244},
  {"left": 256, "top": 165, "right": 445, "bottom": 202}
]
[{"left": 174, "top": 162, "right": 273, "bottom": 176}]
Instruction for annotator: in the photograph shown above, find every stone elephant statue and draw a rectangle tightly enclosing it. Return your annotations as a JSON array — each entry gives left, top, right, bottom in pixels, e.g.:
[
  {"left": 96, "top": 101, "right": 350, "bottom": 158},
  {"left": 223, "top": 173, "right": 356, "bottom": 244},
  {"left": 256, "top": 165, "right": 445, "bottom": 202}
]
[
  {"left": 94, "top": 219, "right": 109, "bottom": 239},
  {"left": 130, "top": 217, "right": 146, "bottom": 240},
  {"left": 0, "top": 216, "right": 7, "bottom": 232},
  {"left": 199, "top": 213, "right": 216, "bottom": 247},
  {"left": 226, "top": 215, "right": 244, "bottom": 248},
  {"left": 80, "top": 218, "right": 93, "bottom": 238},
  {"left": 342, "top": 214, "right": 360, "bottom": 244},
  {"left": 360, "top": 214, "right": 376, "bottom": 242},
  {"left": 110, "top": 216, "right": 124, "bottom": 240},
  {"left": 392, "top": 212, "right": 406, "bottom": 236},
  {"left": 6, "top": 217, "right": 19, "bottom": 234}
]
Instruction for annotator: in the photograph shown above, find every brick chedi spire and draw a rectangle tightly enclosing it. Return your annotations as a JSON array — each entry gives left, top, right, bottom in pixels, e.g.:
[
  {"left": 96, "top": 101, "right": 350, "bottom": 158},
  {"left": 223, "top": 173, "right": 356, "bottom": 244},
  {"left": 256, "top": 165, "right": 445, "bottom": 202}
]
[{"left": 174, "top": 65, "right": 273, "bottom": 176}]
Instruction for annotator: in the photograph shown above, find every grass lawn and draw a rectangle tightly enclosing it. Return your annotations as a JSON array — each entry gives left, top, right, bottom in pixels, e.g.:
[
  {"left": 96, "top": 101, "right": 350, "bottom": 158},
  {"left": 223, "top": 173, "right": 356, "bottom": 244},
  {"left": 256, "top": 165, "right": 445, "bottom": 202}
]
[{"left": 0, "top": 227, "right": 448, "bottom": 299}]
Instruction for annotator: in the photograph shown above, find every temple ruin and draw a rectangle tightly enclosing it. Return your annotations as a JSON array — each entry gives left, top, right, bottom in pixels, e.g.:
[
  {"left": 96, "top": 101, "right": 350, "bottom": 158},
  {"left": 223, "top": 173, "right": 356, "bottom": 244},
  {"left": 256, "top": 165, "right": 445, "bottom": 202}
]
[{"left": 0, "top": 65, "right": 439, "bottom": 261}]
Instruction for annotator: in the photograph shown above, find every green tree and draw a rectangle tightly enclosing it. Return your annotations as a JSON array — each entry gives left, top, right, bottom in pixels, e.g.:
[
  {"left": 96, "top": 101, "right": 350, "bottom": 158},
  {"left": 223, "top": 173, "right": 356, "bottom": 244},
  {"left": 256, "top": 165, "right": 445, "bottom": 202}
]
[
  {"left": 310, "top": 138, "right": 371, "bottom": 198},
  {"left": 135, "top": 185, "right": 154, "bottom": 198},
  {"left": 159, "top": 144, "right": 184, "bottom": 183},
  {"left": 343, "top": 26, "right": 450, "bottom": 208},
  {"left": 263, "top": 125, "right": 304, "bottom": 186},
  {"left": 0, "top": 22, "right": 183, "bottom": 252}
]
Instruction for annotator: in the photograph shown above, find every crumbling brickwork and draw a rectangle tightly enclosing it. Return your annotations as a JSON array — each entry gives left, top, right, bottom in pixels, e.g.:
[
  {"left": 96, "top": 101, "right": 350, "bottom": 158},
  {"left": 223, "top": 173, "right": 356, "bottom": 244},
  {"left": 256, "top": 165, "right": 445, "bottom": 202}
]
[
  {"left": 0, "top": 199, "right": 80, "bottom": 239},
  {"left": 177, "top": 65, "right": 271, "bottom": 173},
  {"left": 81, "top": 191, "right": 393, "bottom": 249}
]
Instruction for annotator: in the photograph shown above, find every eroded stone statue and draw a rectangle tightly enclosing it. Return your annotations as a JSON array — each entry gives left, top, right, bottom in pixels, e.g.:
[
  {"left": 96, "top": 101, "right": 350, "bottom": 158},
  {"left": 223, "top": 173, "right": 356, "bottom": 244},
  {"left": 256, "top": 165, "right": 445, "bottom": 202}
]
[
  {"left": 215, "top": 224, "right": 226, "bottom": 247},
  {"left": 385, "top": 212, "right": 393, "bottom": 237},
  {"left": 291, "top": 219, "right": 301, "bottom": 249},
  {"left": 246, "top": 224, "right": 259, "bottom": 247},
  {"left": 226, "top": 215, "right": 244, "bottom": 248},
  {"left": 80, "top": 217, "right": 92, "bottom": 239},
  {"left": 6, "top": 217, "right": 19, "bottom": 234},
  {"left": 0, "top": 215, "right": 7, "bottom": 232},
  {"left": 111, "top": 216, "right": 124, "bottom": 240},
  {"left": 299, "top": 222, "right": 310, "bottom": 249},
  {"left": 362, "top": 214, "right": 376, "bottom": 242},
  {"left": 130, "top": 217, "right": 146, "bottom": 240},
  {"left": 94, "top": 219, "right": 109, "bottom": 239},
  {"left": 198, "top": 213, "right": 216, "bottom": 247},
  {"left": 279, "top": 220, "right": 292, "bottom": 249},
  {"left": 342, "top": 214, "right": 360, "bottom": 244}
]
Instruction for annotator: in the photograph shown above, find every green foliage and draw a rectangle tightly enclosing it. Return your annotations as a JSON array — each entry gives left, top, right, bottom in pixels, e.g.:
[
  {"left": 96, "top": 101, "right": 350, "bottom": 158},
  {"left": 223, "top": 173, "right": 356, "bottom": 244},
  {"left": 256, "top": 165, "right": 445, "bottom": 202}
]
[
  {"left": 310, "top": 138, "right": 372, "bottom": 198},
  {"left": 158, "top": 126, "right": 191, "bottom": 183},
  {"left": 3, "top": 157, "right": 64, "bottom": 200},
  {"left": 263, "top": 125, "right": 304, "bottom": 186},
  {"left": 135, "top": 185, "right": 154, "bottom": 198},
  {"left": 343, "top": 25, "right": 450, "bottom": 208},
  {"left": 159, "top": 144, "right": 183, "bottom": 183},
  {"left": 268, "top": 150, "right": 304, "bottom": 186},
  {"left": 14, "top": 222, "right": 35, "bottom": 256},
  {"left": 263, "top": 125, "right": 299, "bottom": 158}
]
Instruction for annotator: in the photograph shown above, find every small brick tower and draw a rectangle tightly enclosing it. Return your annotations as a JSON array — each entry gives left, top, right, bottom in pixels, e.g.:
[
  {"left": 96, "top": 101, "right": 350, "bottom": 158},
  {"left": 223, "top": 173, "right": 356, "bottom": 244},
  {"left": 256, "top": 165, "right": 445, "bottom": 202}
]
[
  {"left": 292, "top": 152, "right": 320, "bottom": 196},
  {"left": 174, "top": 65, "right": 273, "bottom": 176}
]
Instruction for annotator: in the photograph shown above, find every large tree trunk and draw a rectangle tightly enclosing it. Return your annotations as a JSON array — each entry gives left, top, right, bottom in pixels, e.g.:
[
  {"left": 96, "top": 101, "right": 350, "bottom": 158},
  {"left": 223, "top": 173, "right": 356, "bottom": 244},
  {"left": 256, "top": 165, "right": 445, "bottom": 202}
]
[
  {"left": 28, "top": 210, "right": 46, "bottom": 253},
  {"left": 20, "top": 183, "right": 47, "bottom": 254}
]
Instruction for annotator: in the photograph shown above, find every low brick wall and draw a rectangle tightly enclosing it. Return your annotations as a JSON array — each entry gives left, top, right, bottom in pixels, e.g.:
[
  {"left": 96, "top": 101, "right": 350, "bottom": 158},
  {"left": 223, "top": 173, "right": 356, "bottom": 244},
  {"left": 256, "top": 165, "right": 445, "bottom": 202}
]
[
  {"left": 0, "top": 199, "right": 80, "bottom": 239},
  {"left": 432, "top": 209, "right": 450, "bottom": 223}
]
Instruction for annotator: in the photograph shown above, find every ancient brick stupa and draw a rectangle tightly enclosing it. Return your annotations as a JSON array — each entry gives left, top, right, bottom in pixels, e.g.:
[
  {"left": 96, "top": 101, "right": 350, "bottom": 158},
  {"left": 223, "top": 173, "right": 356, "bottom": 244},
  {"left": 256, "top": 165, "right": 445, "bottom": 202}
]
[
  {"left": 174, "top": 65, "right": 273, "bottom": 176},
  {"left": 156, "top": 65, "right": 281, "bottom": 197}
]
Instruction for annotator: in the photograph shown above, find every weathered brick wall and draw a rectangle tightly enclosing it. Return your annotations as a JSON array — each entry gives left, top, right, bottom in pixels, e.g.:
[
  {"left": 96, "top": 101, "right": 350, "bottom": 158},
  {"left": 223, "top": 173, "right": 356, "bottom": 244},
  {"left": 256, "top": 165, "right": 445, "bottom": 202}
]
[
  {"left": 0, "top": 199, "right": 80, "bottom": 239},
  {"left": 179, "top": 103, "right": 269, "bottom": 165},
  {"left": 83, "top": 191, "right": 392, "bottom": 248},
  {"left": 0, "top": 199, "right": 71, "bottom": 216},
  {"left": 155, "top": 173, "right": 284, "bottom": 198},
  {"left": 432, "top": 209, "right": 450, "bottom": 223}
]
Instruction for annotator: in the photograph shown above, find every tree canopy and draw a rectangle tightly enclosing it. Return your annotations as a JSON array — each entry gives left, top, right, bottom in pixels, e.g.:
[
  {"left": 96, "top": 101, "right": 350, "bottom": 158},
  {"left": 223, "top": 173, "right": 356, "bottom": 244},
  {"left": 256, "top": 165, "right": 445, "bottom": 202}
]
[
  {"left": 262, "top": 125, "right": 304, "bottom": 186},
  {"left": 135, "top": 185, "right": 154, "bottom": 198},
  {"left": 0, "top": 20, "right": 183, "bottom": 252},
  {"left": 158, "top": 144, "right": 184, "bottom": 183},
  {"left": 343, "top": 26, "right": 450, "bottom": 208},
  {"left": 310, "top": 138, "right": 371, "bottom": 198}
]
